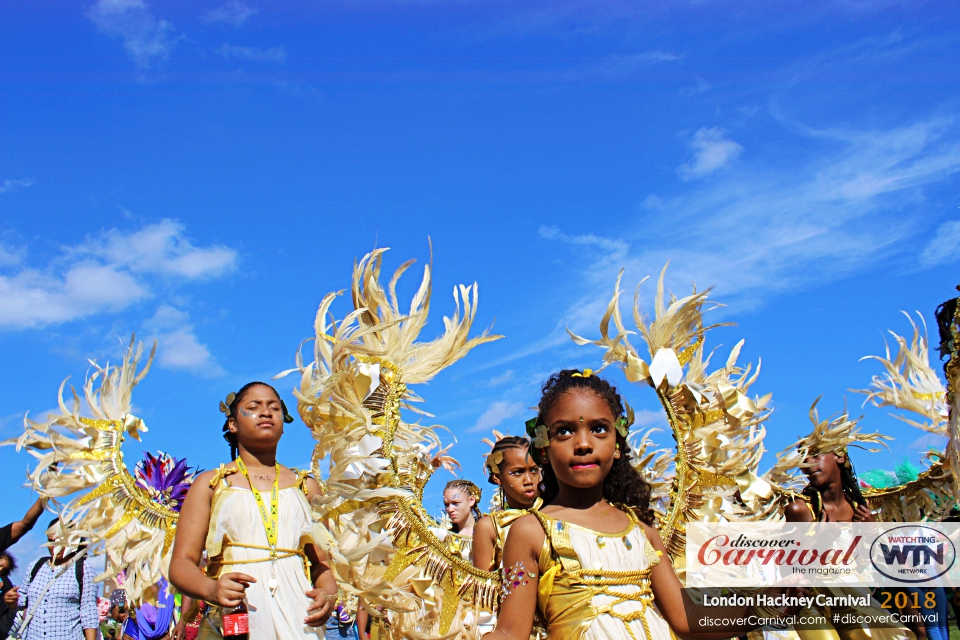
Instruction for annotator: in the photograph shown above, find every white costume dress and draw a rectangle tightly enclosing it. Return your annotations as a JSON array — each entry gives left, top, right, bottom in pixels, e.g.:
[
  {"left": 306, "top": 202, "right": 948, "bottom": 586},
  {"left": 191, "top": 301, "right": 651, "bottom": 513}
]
[
  {"left": 532, "top": 509, "right": 674, "bottom": 640},
  {"left": 204, "top": 467, "right": 321, "bottom": 639}
]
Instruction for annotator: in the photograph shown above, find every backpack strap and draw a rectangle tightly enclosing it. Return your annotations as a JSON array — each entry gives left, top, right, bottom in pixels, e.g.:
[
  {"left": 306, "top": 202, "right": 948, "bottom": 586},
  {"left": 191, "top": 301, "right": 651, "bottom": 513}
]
[
  {"left": 29, "top": 558, "right": 49, "bottom": 583},
  {"left": 75, "top": 557, "right": 84, "bottom": 602}
]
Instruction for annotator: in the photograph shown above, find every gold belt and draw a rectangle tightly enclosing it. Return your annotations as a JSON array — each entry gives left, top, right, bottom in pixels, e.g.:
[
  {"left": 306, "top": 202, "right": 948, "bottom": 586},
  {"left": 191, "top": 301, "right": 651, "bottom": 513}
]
[{"left": 219, "top": 541, "right": 312, "bottom": 581}]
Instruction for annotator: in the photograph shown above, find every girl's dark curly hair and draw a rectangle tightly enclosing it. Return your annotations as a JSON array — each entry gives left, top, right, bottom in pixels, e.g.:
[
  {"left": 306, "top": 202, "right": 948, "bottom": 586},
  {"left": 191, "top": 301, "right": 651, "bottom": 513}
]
[
  {"left": 0, "top": 551, "right": 17, "bottom": 577},
  {"left": 484, "top": 436, "right": 531, "bottom": 484},
  {"left": 533, "top": 369, "right": 655, "bottom": 525},
  {"left": 221, "top": 381, "right": 294, "bottom": 460}
]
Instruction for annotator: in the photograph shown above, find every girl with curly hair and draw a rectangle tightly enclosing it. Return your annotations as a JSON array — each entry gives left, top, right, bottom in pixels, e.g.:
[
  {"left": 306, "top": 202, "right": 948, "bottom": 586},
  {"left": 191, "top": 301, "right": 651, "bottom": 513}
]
[{"left": 484, "top": 369, "right": 785, "bottom": 640}]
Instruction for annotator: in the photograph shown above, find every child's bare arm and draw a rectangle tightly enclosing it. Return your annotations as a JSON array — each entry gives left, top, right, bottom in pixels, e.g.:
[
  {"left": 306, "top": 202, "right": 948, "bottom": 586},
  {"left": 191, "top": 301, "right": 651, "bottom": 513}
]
[
  {"left": 472, "top": 515, "right": 497, "bottom": 571},
  {"left": 481, "top": 515, "right": 544, "bottom": 640}
]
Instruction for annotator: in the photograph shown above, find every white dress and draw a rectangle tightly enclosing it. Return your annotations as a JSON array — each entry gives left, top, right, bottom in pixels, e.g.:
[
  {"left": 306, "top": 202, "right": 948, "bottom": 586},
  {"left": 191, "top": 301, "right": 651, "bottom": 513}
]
[
  {"left": 534, "top": 511, "right": 674, "bottom": 640},
  {"left": 206, "top": 472, "right": 321, "bottom": 639}
]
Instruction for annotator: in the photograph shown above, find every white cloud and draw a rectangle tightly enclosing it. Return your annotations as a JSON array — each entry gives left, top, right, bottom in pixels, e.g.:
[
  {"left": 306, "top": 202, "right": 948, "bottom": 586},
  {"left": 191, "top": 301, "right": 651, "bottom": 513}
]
[
  {"left": 486, "top": 369, "right": 515, "bottom": 386},
  {"left": 144, "top": 305, "right": 226, "bottom": 376},
  {"left": 633, "top": 409, "right": 668, "bottom": 428},
  {"left": 0, "top": 219, "right": 237, "bottom": 330},
  {"left": 679, "top": 77, "right": 711, "bottom": 97},
  {"left": 216, "top": 44, "right": 286, "bottom": 62},
  {"left": 919, "top": 219, "right": 960, "bottom": 267},
  {"left": 677, "top": 127, "right": 744, "bottom": 180},
  {"left": 539, "top": 226, "right": 628, "bottom": 258},
  {"left": 82, "top": 219, "right": 237, "bottom": 278},
  {"left": 0, "top": 178, "right": 36, "bottom": 194},
  {"left": 909, "top": 432, "right": 947, "bottom": 452},
  {"left": 88, "top": 0, "right": 179, "bottom": 68},
  {"left": 0, "top": 263, "right": 148, "bottom": 329},
  {"left": 467, "top": 400, "right": 526, "bottom": 434},
  {"left": 202, "top": 1, "right": 257, "bottom": 26},
  {"left": 0, "top": 245, "right": 23, "bottom": 266},
  {"left": 525, "top": 115, "right": 960, "bottom": 366}
]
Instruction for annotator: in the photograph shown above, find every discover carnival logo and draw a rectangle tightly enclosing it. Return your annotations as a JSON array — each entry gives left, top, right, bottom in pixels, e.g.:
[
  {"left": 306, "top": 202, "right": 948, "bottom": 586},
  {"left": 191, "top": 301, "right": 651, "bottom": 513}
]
[{"left": 869, "top": 526, "right": 956, "bottom": 583}]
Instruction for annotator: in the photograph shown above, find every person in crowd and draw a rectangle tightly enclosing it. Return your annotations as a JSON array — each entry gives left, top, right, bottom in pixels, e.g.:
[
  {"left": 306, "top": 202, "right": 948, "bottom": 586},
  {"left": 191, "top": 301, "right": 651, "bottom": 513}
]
[
  {"left": 0, "top": 499, "right": 44, "bottom": 554},
  {"left": 472, "top": 435, "right": 541, "bottom": 572},
  {"left": 16, "top": 518, "right": 99, "bottom": 640},
  {"left": 0, "top": 551, "right": 19, "bottom": 637},
  {"left": 169, "top": 382, "right": 338, "bottom": 639},
  {"left": 438, "top": 479, "right": 482, "bottom": 562}
]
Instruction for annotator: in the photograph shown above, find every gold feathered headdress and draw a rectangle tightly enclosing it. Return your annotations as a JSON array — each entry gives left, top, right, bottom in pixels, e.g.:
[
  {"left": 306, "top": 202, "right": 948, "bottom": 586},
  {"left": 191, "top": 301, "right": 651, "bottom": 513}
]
[
  {"left": 289, "top": 248, "right": 502, "bottom": 639},
  {"left": 856, "top": 312, "right": 947, "bottom": 435},
  {"left": 793, "top": 398, "right": 890, "bottom": 461},
  {"left": 569, "top": 264, "right": 774, "bottom": 557},
  {"left": 7, "top": 337, "right": 184, "bottom": 605}
]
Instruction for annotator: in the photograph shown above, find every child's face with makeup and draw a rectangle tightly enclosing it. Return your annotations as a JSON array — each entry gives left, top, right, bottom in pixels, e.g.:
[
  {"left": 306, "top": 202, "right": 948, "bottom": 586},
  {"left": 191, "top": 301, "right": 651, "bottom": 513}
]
[
  {"left": 494, "top": 447, "right": 540, "bottom": 509},
  {"left": 443, "top": 488, "right": 476, "bottom": 527},
  {"left": 543, "top": 389, "right": 618, "bottom": 491},
  {"left": 228, "top": 384, "right": 285, "bottom": 450}
]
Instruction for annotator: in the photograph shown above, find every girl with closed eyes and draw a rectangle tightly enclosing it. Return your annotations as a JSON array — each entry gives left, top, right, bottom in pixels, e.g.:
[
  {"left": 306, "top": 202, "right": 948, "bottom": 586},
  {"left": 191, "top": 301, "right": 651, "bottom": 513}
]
[
  {"left": 169, "top": 382, "right": 339, "bottom": 639},
  {"left": 483, "top": 370, "right": 789, "bottom": 640}
]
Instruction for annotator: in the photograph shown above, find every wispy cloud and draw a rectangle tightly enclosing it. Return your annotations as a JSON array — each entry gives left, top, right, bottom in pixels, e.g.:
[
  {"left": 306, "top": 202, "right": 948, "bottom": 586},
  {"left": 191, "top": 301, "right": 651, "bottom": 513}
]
[
  {"left": 919, "top": 219, "right": 960, "bottom": 268},
  {"left": 202, "top": 1, "right": 257, "bottom": 27},
  {"left": 144, "top": 305, "right": 226, "bottom": 377},
  {"left": 77, "top": 219, "right": 237, "bottom": 279},
  {"left": 0, "top": 245, "right": 23, "bottom": 267},
  {"left": 677, "top": 127, "right": 743, "bottom": 180},
  {"left": 0, "top": 178, "right": 37, "bottom": 194},
  {"left": 542, "top": 115, "right": 960, "bottom": 346},
  {"left": 216, "top": 44, "right": 287, "bottom": 62},
  {"left": 486, "top": 369, "right": 515, "bottom": 386},
  {"left": 679, "top": 77, "right": 711, "bottom": 97},
  {"left": 0, "top": 219, "right": 237, "bottom": 329},
  {"left": 88, "top": 0, "right": 180, "bottom": 68},
  {"left": 909, "top": 432, "right": 947, "bottom": 453},
  {"left": 538, "top": 226, "right": 628, "bottom": 257},
  {"left": 467, "top": 400, "right": 526, "bottom": 434}
]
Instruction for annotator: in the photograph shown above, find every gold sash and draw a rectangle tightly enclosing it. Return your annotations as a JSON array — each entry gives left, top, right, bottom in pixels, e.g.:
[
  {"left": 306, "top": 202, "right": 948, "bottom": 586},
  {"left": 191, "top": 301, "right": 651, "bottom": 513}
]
[{"left": 491, "top": 497, "right": 544, "bottom": 568}]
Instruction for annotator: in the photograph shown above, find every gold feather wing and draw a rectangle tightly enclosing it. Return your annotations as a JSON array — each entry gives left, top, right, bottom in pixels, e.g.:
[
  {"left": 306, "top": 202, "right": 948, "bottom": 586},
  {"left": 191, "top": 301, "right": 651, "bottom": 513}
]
[
  {"left": 292, "top": 249, "right": 502, "bottom": 640},
  {"left": 570, "top": 265, "right": 776, "bottom": 558},
  {"left": 8, "top": 337, "right": 184, "bottom": 605},
  {"left": 853, "top": 310, "right": 957, "bottom": 521}
]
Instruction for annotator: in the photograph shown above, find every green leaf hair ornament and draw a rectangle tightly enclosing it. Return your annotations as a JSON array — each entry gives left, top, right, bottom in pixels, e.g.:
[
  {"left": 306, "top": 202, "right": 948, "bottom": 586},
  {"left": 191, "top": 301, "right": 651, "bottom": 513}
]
[
  {"left": 525, "top": 416, "right": 550, "bottom": 465},
  {"left": 615, "top": 403, "right": 635, "bottom": 438}
]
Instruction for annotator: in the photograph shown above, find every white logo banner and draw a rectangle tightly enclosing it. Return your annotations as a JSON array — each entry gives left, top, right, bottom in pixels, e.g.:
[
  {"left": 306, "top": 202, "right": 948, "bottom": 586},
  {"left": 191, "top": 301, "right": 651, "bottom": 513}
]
[{"left": 685, "top": 522, "right": 960, "bottom": 587}]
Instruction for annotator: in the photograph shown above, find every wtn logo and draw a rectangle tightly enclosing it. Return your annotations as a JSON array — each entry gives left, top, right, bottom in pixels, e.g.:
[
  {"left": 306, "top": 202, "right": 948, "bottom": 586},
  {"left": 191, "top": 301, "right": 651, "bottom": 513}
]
[
  {"left": 871, "top": 526, "right": 956, "bottom": 583},
  {"left": 878, "top": 543, "right": 945, "bottom": 566}
]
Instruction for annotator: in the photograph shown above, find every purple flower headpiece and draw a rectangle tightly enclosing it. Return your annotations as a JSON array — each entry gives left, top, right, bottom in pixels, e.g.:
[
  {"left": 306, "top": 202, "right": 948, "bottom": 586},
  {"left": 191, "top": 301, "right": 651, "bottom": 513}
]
[{"left": 134, "top": 451, "right": 195, "bottom": 512}]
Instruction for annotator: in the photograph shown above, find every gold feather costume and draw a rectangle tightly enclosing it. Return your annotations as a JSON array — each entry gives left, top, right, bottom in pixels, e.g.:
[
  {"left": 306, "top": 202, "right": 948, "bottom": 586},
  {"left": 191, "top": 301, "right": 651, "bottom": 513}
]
[
  {"left": 6, "top": 337, "right": 184, "bottom": 605},
  {"left": 289, "top": 248, "right": 502, "bottom": 640},
  {"left": 569, "top": 265, "right": 778, "bottom": 559}
]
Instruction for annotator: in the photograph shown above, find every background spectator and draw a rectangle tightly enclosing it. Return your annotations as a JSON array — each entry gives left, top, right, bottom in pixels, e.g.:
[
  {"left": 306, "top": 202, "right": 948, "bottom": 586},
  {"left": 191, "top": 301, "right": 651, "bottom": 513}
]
[{"left": 16, "top": 518, "right": 98, "bottom": 640}]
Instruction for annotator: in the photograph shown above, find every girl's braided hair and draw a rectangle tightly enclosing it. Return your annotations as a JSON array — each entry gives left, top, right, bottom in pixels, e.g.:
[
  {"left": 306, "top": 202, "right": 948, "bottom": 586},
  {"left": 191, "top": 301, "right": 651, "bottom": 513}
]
[
  {"left": 533, "top": 369, "right": 655, "bottom": 525},
  {"left": 444, "top": 479, "right": 483, "bottom": 523},
  {"left": 484, "top": 436, "right": 531, "bottom": 483}
]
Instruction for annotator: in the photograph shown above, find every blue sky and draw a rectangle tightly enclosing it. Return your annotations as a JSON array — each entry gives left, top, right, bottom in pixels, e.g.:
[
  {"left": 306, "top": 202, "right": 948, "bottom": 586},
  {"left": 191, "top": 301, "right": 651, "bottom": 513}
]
[{"left": 2, "top": 0, "right": 960, "bottom": 580}]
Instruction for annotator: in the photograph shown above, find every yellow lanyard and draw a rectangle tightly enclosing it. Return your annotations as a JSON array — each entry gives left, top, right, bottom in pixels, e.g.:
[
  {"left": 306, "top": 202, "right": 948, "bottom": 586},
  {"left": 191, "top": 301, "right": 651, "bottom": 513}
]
[{"left": 235, "top": 457, "right": 280, "bottom": 552}]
